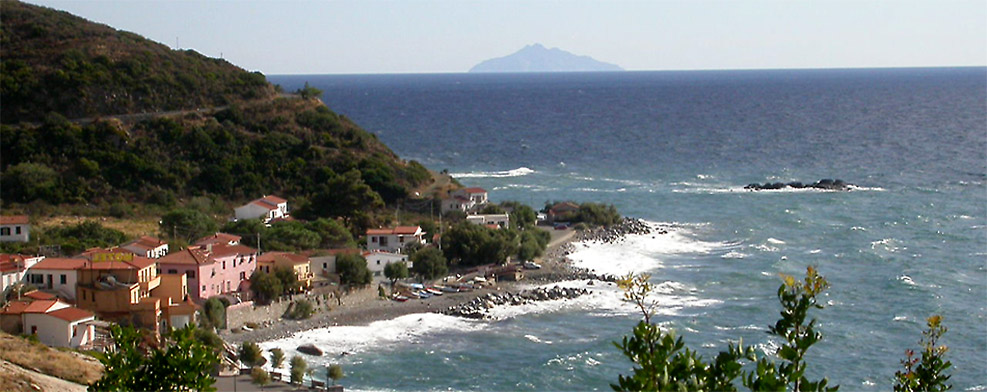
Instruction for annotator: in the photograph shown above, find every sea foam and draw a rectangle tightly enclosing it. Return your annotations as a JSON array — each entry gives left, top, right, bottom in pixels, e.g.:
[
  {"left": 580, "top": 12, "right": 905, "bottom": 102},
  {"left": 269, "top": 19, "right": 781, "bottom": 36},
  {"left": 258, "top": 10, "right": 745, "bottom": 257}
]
[{"left": 450, "top": 167, "right": 535, "bottom": 178}]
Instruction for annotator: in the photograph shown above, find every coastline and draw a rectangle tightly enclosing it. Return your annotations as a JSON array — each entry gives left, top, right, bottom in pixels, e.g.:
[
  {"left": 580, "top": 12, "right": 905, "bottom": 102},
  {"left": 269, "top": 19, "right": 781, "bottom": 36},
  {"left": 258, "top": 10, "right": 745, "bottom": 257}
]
[{"left": 220, "top": 219, "right": 652, "bottom": 346}]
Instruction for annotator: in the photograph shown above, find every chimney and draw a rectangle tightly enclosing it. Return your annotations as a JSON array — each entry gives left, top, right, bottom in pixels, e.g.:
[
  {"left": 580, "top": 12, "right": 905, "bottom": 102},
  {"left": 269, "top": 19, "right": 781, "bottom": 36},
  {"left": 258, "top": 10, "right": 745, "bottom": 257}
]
[{"left": 206, "top": 243, "right": 213, "bottom": 254}]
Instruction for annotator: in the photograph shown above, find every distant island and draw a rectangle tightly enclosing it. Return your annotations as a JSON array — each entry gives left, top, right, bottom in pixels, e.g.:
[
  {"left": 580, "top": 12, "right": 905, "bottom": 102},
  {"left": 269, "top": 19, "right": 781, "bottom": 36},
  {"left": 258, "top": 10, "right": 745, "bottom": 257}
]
[{"left": 469, "top": 43, "right": 623, "bottom": 73}]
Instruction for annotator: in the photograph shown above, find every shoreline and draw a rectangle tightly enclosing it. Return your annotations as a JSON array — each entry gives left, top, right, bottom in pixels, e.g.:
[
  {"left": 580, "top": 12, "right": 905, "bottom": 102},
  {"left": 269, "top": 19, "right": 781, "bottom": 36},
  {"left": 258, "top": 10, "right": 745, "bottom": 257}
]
[{"left": 220, "top": 219, "right": 652, "bottom": 346}]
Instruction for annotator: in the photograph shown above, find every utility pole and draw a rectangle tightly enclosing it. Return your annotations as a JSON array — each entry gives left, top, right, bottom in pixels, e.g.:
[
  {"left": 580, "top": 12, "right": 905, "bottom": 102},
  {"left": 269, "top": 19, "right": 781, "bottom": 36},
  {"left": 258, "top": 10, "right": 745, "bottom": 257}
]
[{"left": 256, "top": 232, "right": 261, "bottom": 254}]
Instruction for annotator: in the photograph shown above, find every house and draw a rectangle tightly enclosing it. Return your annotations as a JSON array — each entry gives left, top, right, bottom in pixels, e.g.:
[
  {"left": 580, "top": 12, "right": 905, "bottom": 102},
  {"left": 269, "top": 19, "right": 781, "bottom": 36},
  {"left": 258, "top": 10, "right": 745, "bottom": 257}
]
[
  {"left": 234, "top": 195, "right": 289, "bottom": 223},
  {"left": 157, "top": 242, "right": 257, "bottom": 303},
  {"left": 121, "top": 236, "right": 169, "bottom": 259},
  {"left": 366, "top": 226, "right": 426, "bottom": 253},
  {"left": 0, "top": 215, "right": 30, "bottom": 242},
  {"left": 441, "top": 187, "right": 490, "bottom": 215},
  {"left": 440, "top": 196, "right": 474, "bottom": 215},
  {"left": 466, "top": 214, "right": 510, "bottom": 229},
  {"left": 257, "top": 252, "right": 313, "bottom": 290},
  {"left": 195, "top": 232, "right": 242, "bottom": 247},
  {"left": 74, "top": 252, "right": 163, "bottom": 331},
  {"left": 1, "top": 254, "right": 43, "bottom": 293},
  {"left": 308, "top": 249, "right": 362, "bottom": 280},
  {"left": 0, "top": 296, "right": 95, "bottom": 348},
  {"left": 362, "top": 250, "right": 412, "bottom": 279},
  {"left": 24, "top": 257, "right": 87, "bottom": 301},
  {"left": 453, "top": 188, "right": 489, "bottom": 205},
  {"left": 548, "top": 202, "right": 580, "bottom": 223}
]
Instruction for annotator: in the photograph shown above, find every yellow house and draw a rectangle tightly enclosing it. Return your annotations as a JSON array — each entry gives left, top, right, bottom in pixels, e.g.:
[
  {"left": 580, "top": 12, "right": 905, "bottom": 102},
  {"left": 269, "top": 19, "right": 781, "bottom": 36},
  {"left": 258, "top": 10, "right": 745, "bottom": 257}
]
[{"left": 256, "top": 252, "right": 313, "bottom": 290}]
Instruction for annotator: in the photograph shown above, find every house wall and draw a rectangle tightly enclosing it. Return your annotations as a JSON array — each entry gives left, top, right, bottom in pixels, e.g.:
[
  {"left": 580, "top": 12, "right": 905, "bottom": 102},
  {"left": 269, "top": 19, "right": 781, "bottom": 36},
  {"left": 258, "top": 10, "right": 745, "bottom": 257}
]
[
  {"left": 364, "top": 252, "right": 410, "bottom": 278},
  {"left": 0, "top": 224, "right": 30, "bottom": 242},
  {"left": 1, "top": 271, "right": 22, "bottom": 293},
  {"left": 367, "top": 234, "right": 424, "bottom": 253},
  {"left": 123, "top": 244, "right": 169, "bottom": 259},
  {"left": 310, "top": 256, "right": 335, "bottom": 277},
  {"left": 23, "top": 313, "right": 71, "bottom": 347},
  {"left": 25, "top": 268, "right": 78, "bottom": 300},
  {"left": 157, "top": 263, "right": 207, "bottom": 302}
]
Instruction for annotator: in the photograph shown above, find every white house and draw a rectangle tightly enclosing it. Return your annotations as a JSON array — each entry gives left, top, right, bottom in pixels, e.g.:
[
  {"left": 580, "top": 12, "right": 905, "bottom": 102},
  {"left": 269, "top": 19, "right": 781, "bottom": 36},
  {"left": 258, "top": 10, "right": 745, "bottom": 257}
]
[
  {"left": 121, "top": 236, "right": 169, "bottom": 259},
  {"left": 441, "top": 196, "right": 474, "bottom": 215},
  {"left": 441, "top": 188, "right": 490, "bottom": 215},
  {"left": 466, "top": 214, "right": 510, "bottom": 229},
  {"left": 20, "top": 299, "right": 95, "bottom": 348},
  {"left": 0, "top": 254, "right": 43, "bottom": 293},
  {"left": 366, "top": 226, "right": 426, "bottom": 253},
  {"left": 234, "top": 195, "right": 288, "bottom": 223},
  {"left": 25, "top": 258, "right": 87, "bottom": 301},
  {"left": 363, "top": 250, "right": 411, "bottom": 279},
  {"left": 453, "top": 187, "right": 489, "bottom": 205},
  {"left": 0, "top": 215, "right": 30, "bottom": 242}
]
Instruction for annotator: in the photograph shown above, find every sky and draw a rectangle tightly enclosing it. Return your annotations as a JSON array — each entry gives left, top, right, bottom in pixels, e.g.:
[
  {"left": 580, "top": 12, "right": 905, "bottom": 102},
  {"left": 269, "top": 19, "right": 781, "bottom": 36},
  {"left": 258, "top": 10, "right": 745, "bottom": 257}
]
[{"left": 24, "top": 0, "right": 987, "bottom": 75}]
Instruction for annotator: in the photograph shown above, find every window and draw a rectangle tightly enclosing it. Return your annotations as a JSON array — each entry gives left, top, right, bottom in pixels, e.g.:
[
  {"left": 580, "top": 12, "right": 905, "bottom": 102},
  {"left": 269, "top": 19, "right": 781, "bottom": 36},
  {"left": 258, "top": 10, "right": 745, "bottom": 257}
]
[
  {"left": 240, "top": 271, "right": 245, "bottom": 280},
  {"left": 60, "top": 274, "right": 66, "bottom": 285},
  {"left": 202, "top": 285, "right": 206, "bottom": 292},
  {"left": 371, "top": 236, "right": 378, "bottom": 243},
  {"left": 15, "top": 226, "right": 21, "bottom": 235},
  {"left": 168, "top": 269, "right": 178, "bottom": 274},
  {"left": 187, "top": 270, "right": 195, "bottom": 279},
  {"left": 223, "top": 261, "right": 226, "bottom": 269},
  {"left": 28, "top": 274, "right": 43, "bottom": 284},
  {"left": 0, "top": 227, "right": 9, "bottom": 236}
]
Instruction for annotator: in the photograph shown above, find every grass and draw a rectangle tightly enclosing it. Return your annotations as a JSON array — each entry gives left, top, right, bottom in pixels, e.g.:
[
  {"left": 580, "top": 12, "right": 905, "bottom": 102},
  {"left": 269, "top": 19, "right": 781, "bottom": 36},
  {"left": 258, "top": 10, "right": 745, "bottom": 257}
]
[
  {"left": 35, "top": 215, "right": 160, "bottom": 239},
  {"left": 0, "top": 332, "right": 103, "bottom": 386}
]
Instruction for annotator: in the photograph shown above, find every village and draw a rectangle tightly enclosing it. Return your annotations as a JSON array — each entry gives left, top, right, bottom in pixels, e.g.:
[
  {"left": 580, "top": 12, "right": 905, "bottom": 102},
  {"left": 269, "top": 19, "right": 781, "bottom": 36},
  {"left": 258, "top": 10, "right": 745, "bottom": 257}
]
[{"left": 0, "top": 186, "right": 602, "bottom": 382}]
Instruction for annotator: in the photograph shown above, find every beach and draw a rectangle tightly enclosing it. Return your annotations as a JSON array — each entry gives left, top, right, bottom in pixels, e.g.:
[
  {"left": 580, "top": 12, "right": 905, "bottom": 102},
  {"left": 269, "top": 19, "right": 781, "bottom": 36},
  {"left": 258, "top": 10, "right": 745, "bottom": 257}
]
[{"left": 219, "top": 222, "right": 646, "bottom": 346}]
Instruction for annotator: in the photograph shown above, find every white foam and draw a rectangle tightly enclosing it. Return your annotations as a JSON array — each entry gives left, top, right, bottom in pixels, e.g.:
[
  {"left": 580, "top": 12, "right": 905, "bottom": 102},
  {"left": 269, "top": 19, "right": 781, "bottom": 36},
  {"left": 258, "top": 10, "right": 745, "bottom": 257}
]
[
  {"left": 568, "top": 221, "right": 728, "bottom": 277},
  {"left": 766, "top": 238, "right": 786, "bottom": 245},
  {"left": 450, "top": 167, "right": 535, "bottom": 178}
]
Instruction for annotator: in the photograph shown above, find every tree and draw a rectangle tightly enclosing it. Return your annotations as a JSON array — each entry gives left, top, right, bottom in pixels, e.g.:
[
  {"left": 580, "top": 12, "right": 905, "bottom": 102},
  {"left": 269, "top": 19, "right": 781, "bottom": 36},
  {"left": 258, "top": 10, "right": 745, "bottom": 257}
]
[
  {"left": 270, "top": 348, "right": 285, "bottom": 370},
  {"left": 285, "top": 299, "right": 315, "bottom": 320},
  {"left": 290, "top": 356, "right": 308, "bottom": 386},
  {"left": 336, "top": 253, "right": 372, "bottom": 285},
  {"left": 894, "top": 315, "right": 953, "bottom": 392},
  {"left": 201, "top": 297, "right": 227, "bottom": 329},
  {"left": 503, "top": 201, "right": 537, "bottom": 229},
  {"left": 296, "top": 82, "right": 323, "bottom": 99},
  {"left": 411, "top": 247, "right": 448, "bottom": 281},
  {"left": 239, "top": 341, "right": 264, "bottom": 368},
  {"left": 384, "top": 261, "right": 409, "bottom": 286},
  {"left": 90, "top": 324, "right": 219, "bottom": 392},
  {"left": 160, "top": 208, "right": 218, "bottom": 242},
  {"left": 249, "top": 271, "right": 283, "bottom": 305},
  {"left": 612, "top": 267, "right": 837, "bottom": 392},
  {"left": 250, "top": 367, "right": 270, "bottom": 388},
  {"left": 274, "top": 265, "right": 300, "bottom": 294},
  {"left": 0, "top": 162, "right": 60, "bottom": 203},
  {"left": 442, "top": 222, "right": 515, "bottom": 266},
  {"left": 328, "top": 364, "right": 344, "bottom": 386}
]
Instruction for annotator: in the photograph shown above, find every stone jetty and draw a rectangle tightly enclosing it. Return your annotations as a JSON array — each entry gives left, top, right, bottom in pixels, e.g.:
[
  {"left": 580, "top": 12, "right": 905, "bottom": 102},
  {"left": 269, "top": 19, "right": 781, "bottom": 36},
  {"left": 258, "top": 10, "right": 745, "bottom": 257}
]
[{"left": 441, "top": 286, "right": 591, "bottom": 319}]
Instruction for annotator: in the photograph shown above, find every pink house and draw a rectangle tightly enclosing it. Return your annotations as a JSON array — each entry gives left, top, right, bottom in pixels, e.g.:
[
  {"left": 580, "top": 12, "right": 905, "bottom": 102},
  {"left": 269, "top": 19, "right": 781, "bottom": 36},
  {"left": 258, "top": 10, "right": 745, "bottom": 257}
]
[{"left": 156, "top": 243, "right": 256, "bottom": 303}]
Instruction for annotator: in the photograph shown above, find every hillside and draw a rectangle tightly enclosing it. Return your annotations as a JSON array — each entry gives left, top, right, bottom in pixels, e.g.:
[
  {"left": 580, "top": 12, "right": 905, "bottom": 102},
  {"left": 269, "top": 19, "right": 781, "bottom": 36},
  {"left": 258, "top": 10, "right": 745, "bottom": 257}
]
[
  {"left": 0, "top": 332, "right": 103, "bottom": 392},
  {"left": 0, "top": 0, "right": 274, "bottom": 123},
  {"left": 0, "top": 1, "right": 434, "bottom": 231},
  {"left": 470, "top": 43, "right": 623, "bottom": 73}
]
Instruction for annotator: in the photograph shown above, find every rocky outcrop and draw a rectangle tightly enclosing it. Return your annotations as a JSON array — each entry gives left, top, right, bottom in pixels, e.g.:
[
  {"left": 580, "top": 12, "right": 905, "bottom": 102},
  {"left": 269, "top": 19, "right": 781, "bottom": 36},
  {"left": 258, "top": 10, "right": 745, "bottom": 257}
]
[
  {"left": 441, "top": 286, "right": 590, "bottom": 319},
  {"left": 576, "top": 218, "right": 660, "bottom": 244},
  {"left": 745, "top": 179, "right": 852, "bottom": 191},
  {"left": 297, "top": 343, "right": 323, "bottom": 356}
]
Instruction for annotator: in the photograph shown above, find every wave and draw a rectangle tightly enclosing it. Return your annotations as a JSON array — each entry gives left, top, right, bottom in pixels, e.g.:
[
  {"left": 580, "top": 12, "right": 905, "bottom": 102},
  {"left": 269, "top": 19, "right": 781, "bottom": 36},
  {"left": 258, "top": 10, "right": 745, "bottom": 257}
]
[
  {"left": 449, "top": 167, "right": 535, "bottom": 178},
  {"left": 567, "top": 221, "right": 729, "bottom": 276}
]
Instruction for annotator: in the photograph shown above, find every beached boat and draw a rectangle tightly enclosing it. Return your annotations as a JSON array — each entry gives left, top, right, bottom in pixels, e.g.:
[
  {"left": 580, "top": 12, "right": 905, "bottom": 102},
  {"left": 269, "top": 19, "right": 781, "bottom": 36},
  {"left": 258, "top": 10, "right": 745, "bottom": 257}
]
[
  {"left": 392, "top": 295, "right": 409, "bottom": 302},
  {"left": 426, "top": 287, "right": 443, "bottom": 295},
  {"left": 439, "top": 285, "right": 459, "bottom": 293},
  {"left": 417, "top": 290, "right": 432, "bottom": 298}
]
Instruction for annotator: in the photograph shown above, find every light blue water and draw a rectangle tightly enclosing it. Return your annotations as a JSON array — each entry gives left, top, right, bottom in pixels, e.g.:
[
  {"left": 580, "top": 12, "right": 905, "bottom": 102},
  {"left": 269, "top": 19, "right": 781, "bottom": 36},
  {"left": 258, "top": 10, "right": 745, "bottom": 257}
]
[{"left": 267, "top": 68, "right": 987, "bottom": 390}]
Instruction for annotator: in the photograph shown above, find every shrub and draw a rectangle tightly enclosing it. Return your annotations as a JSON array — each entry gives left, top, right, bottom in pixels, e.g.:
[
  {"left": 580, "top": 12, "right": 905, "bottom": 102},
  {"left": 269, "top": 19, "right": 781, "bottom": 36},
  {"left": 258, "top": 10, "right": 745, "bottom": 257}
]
[{"left": 290, "top": 356, "right": 307, "bottom": 385}]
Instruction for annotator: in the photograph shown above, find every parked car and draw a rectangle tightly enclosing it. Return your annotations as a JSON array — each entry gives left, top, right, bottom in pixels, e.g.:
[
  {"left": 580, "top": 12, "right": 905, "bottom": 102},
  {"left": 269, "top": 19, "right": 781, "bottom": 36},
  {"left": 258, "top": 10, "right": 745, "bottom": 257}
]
[
  {"left": 523, "top": 261, "right": 542, "bottom": 270},
  {"left": 554, "top": 223, "right": 568, "bottom": 230}
]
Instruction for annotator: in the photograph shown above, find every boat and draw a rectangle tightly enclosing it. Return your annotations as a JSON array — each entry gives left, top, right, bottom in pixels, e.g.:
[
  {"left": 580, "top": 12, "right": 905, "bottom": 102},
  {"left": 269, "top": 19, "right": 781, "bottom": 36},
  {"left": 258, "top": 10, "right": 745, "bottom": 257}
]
[
  {"left": 426, "top": 287, "right": 443, "bottom": 296},
  {"left": 417, "top": 290, "right": 432, "bottom": 298},
  {"left": 392, "top": 295, "right": 409, "bottom": 302},
  {"left": 439, "top": 285, "right": 459, "bottom": 293}
]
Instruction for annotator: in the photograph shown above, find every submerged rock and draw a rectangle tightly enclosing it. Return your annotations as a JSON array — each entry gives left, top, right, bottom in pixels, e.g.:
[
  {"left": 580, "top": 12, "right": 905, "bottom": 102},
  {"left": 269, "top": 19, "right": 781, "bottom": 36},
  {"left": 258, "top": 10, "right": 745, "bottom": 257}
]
[
  {"left": 745, "top": 179, "right": 853, "bottom": 191},
  {"left": 297, "top": 343, "right": 323, "bottom": 356}
]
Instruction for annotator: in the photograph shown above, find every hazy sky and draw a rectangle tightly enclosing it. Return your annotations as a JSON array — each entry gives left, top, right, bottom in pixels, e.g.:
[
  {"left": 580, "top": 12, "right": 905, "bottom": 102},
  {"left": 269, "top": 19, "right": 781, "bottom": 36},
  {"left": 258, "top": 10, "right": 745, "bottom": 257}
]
[{"left": 25, "top": 0, "right": 987, "bottom": 75}]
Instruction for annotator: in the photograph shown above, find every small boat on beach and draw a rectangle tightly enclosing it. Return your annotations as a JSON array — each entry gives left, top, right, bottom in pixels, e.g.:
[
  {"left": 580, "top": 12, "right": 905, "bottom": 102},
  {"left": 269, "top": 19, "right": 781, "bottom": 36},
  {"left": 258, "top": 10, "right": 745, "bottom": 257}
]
[
  {"left": 392, "top": 295, "right": 409, "bottom": 302},
  {"left": 439, "top": 285, "right": 459, "bottom": 293},
  {"left": 426, "top": 287, "right": 443, "bottom": 296},
  {"left": 417, "top": 290, "right": 433, "bottom": 298}
]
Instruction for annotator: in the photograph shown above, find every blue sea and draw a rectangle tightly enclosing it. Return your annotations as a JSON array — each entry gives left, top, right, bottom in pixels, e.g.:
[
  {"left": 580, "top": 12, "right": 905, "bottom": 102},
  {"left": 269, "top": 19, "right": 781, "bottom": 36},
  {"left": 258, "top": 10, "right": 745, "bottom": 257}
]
[{"left": 266, "top": 68, "right": 987, "bottom": 391}]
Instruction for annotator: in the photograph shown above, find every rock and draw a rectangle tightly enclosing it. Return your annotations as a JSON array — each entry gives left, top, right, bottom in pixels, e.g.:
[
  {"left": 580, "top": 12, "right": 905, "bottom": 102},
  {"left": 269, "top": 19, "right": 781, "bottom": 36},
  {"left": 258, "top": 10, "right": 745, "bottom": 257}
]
[{"left": 297, "top": 343, "right": 323, "bottom": 356}]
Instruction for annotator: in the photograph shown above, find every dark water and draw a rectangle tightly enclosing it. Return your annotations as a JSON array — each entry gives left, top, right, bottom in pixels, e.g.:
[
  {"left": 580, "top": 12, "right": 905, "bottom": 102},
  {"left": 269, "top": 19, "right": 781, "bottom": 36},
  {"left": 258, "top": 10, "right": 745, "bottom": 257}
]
[{"left": 267, "top": 68, "right": 987, "bottom": 390}]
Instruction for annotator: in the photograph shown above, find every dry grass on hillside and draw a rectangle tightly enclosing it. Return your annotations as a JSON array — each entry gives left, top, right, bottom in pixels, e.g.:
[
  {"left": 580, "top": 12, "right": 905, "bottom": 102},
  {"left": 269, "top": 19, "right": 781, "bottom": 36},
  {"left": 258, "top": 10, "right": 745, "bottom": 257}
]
[
  {"left": 36, "top": 215, "right": 160, "bottom": 238},
  {"left": 0, "top": 332, "right": 103, "bottom": 386}
]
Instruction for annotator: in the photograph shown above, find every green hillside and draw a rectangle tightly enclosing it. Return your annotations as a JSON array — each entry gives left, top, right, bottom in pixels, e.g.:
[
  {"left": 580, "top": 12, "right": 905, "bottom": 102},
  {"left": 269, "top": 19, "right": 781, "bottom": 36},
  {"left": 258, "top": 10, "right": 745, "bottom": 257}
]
[
  {"left": 0, "top": 1, "right": 433, "bottom": 231},
  {"left": 0, "top": 0, "right": 274, "bottom": 123}
]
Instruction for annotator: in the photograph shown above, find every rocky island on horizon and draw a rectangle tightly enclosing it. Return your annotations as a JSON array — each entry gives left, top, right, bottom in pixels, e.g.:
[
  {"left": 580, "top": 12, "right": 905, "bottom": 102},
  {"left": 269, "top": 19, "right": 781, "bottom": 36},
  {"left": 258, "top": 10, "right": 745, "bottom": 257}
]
[{"left": 469, "top": 43, "right": 624, "bottom": 73}]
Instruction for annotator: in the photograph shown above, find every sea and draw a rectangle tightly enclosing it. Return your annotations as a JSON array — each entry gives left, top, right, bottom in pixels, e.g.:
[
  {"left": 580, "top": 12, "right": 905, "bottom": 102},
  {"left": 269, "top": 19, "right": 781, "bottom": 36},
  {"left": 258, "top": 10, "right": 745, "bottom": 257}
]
[{"left": 265, "top": 68, "right": 987, "bottom": 391}]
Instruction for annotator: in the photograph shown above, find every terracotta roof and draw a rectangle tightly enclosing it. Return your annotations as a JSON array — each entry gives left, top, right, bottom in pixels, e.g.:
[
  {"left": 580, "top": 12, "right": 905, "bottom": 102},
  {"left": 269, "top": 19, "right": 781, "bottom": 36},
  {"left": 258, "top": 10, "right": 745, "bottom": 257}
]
[
  {"left": 47, "top": 307, "right": 95, "bottom": 322},
  {"left": 123, "top": 236, "right": 167, "bottom": 250},
  {"left": 0, "top": 215, "right": 29, "bottom": 225},
  {"left": 0, "top": 301, "right": 30, "bottom": 315},
  {"left": 158, "top": 247, "right": 211, "bottom": 266},
  {"left": 31, "top": 258, "right": 88, "bottom": 271},
  {"left": 245, "top": 195, "right": 287, "bottom": 210},
  {"left": 366, "top": 226, "right": 422, "bottom": 236},
  {"left": 82, "top": 256, "right": 155, "bottom": 271},
  {"left": 257, "top": 252, "right": 308, "bottom": 265},
  {"left": 261, "top": 195, "right": 287, "bottom": 204},
  {"left": 462, "top": 187, "right": 487, "bottom": 194},
  {"left": 209, "top": 244, "right": 256, "bottom": 257},
  {"left": 318, "top": 248, "right": 362, "bottom": 256},
  {"left": 23, "top": 300, "right": 59, "bottom": 314},
  {"left": 23, "top": 291, "right": 56, "bottom": 300},
  {"left": 195, "top": 233, "right": 241, "bottom": 246}
]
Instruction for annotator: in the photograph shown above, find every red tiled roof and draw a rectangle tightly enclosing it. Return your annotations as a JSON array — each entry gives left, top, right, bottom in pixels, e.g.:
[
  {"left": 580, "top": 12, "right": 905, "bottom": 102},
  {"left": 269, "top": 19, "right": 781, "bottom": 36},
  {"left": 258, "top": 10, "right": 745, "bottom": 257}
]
[
  {"left": 31, "top": 258, "right": 88, "bottom": 271},
  {"left": 257, "top": 252, "right": 308, "bottom": 265},
  {"left": 210, "top": 244, "right": 256, "bottom": 257},
  {"left": 23, "top": 291, "right": 56, "bottom": 300},
  {"left": 0, "top": 301, "right": 30, "bottom": 315},
  {"left": 261, "top": 195, "right": 287, "bottom": 204},
  {"left": 366, "top": 226, "right": 422, "bottom": 236},
  {"left": 195, "top": 233, "right": 241, "bottom": 246},
  {"left": 123, "top": 236, "right": 166, "bottom": 250},
  {"left": 47, "top": 307, "right": 95, "bottom": 322},
  {"left": 0, "top": 215, "right": 29, "bottom": 225},
  {"left": 246, "top": 195, "right": 287, "bottom": 210},
  {"left": 158, "top": 247, "right": 211, "bottom": 266},
  {"left": 23, "top": 300, "right": 59, "bottom": 314},
  {"left": 462, "top": 187, "right": 487, "bottom": 194}
]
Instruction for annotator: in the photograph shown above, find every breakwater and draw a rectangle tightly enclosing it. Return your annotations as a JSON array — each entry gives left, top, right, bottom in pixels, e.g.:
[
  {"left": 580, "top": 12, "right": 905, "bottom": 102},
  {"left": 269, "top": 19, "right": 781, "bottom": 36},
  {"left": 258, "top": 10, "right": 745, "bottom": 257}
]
[{"left": 442, "top": 286, "right": 591, "bottom": 319}]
